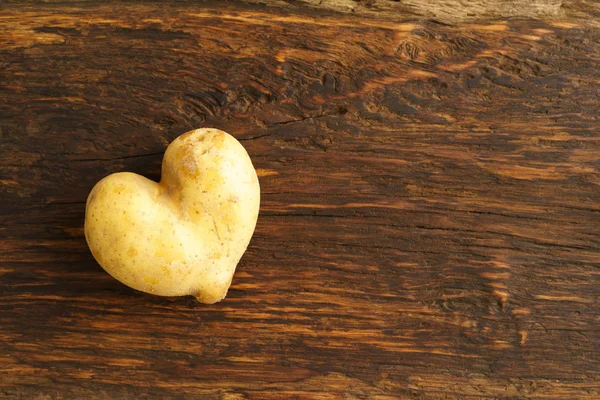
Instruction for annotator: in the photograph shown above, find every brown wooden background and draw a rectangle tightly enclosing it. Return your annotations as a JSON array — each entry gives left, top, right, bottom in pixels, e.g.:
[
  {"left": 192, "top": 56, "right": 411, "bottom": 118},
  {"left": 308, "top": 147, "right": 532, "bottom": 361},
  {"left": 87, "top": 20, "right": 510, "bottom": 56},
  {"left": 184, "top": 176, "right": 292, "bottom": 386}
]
[{"left": 1, "top": 1, "right": 600, "bottom": 399}]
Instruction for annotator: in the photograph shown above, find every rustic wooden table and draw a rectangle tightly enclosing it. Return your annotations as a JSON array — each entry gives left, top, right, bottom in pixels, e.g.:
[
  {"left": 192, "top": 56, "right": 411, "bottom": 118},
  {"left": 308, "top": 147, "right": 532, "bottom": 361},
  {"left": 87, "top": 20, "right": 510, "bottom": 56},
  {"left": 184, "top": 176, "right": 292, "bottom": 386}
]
[{"left": 1, "top": 1, "right": 600, "bottom": 399}]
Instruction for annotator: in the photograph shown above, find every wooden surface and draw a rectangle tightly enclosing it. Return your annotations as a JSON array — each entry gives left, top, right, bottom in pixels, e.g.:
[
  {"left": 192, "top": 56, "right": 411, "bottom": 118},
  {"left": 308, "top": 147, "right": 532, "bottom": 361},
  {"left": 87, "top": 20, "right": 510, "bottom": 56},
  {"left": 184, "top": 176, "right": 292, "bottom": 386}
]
[{"left": 1, "top": 1, "right": 600, "bottom": 399}]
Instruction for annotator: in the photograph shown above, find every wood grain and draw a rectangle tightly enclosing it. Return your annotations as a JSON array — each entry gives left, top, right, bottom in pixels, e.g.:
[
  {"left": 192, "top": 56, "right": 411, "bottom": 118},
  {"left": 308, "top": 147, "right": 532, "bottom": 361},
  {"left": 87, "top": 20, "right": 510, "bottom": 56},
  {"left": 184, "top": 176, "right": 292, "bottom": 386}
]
[{"left": 1, "top": 2, "right": 600, "bottom": 399}]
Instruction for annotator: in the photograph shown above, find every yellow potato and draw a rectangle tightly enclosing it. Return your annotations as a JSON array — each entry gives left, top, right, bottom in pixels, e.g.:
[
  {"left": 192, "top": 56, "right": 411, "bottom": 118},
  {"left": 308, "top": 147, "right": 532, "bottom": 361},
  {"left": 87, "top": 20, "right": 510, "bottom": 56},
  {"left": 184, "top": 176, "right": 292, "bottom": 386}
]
[{"left": 84, "top": 128, "right": 260, "bottom": 303}]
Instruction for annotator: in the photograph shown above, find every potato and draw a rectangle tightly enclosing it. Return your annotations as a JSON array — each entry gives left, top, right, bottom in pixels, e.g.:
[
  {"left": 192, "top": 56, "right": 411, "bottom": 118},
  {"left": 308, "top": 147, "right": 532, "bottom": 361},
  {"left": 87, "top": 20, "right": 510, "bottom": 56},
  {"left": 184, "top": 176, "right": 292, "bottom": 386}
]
[{"left": 84, "top": 128, "right": 260, "bottom": 303}]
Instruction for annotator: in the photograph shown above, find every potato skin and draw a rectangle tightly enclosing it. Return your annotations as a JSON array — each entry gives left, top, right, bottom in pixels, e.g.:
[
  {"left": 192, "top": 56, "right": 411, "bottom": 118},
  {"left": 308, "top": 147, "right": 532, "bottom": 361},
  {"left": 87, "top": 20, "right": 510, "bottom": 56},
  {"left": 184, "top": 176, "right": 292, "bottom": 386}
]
[{"left": 84, "top": 128, "right": 260, "bottom": 303}]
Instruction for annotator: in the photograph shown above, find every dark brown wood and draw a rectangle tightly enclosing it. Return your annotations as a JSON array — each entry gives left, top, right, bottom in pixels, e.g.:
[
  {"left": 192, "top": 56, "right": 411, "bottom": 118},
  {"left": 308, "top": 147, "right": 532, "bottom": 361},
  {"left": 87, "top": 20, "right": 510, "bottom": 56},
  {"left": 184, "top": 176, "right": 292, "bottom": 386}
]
[{"left": 1, "top": 2, "right": 600, "bottom": 399}]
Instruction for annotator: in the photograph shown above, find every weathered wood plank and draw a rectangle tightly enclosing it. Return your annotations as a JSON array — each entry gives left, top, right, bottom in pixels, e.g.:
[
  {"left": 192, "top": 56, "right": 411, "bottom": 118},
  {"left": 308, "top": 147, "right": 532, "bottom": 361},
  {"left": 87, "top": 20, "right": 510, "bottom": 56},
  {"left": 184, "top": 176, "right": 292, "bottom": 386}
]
[{"left": 1, "top": 2, "right": 599, "bottom": 399}]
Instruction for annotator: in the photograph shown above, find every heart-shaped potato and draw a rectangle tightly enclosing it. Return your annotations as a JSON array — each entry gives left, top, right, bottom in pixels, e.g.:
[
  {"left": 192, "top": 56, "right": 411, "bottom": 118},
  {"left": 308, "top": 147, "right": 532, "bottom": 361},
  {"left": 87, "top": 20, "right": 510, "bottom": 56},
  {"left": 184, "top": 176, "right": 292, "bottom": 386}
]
[{"left": 84, "top": 128, "right": 260, "bottom": 303}]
